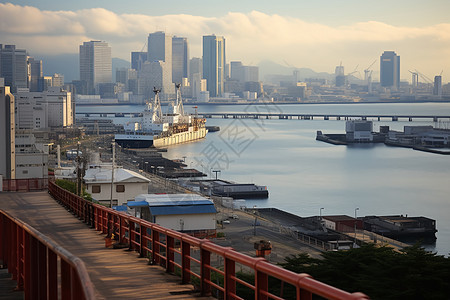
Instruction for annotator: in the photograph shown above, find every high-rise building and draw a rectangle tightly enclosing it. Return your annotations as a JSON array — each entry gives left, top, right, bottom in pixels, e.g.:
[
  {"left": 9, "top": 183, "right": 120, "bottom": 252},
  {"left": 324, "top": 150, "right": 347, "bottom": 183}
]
[
  {"left": 189, "top": 57, "right": 202, "bottom": 78},
  {"left": 335, "top": 65, "right": 345, "bottom": 87},
  {"left": 172, "top": 37, "right": 189, "bottom": 84},
  {"left": 28, "top": 57, "right": 44, "bottom": 92},
  {"left": 433, "top": 75, "right": 442, "bottom": 97},
  {"left": 380, "top": 51, "right": 400, "bottom": 89},
  {"left": 147, "top": 32, "right": 174, "bottom": 98},
  {"left": 202, "top": 35, "right": 226, "bottom": 97},
  {"left": 79, "top": 41, "right": 112, "bottom": 94},
  {"left": 131, "top": 52, "right": 147, "bottom": 71},
  {"left": 52, "top": 73, "right": 64, "bottom": 87},
  {"left": 230, "top": 61, "right": 244, "bottom": 82},
  {"left": 0, "top": 44, "right": 28, "bottom": 93},
  {"left": 0, "top": 81, "right": 15, "bottom": 179}
]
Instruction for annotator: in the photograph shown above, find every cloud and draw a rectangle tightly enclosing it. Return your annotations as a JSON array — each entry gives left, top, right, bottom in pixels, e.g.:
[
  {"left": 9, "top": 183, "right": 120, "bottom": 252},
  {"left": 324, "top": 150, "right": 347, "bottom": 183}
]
[{"left": 1, "top": 3, "right": 449, "bottom": 80}]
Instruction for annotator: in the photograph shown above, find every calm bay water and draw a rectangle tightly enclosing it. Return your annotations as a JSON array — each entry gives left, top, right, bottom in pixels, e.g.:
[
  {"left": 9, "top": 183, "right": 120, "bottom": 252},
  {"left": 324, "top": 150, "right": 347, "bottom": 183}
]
[{"left": 77, "top": 102, "right": 450, "bottom": 255}]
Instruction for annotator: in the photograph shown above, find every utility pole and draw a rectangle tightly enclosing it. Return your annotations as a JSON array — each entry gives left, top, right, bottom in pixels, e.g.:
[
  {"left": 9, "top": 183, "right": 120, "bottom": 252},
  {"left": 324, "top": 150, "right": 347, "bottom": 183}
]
[
  {"left": 110, "top": 139, "right": 115, "bottom": 208},
  {"left": 76, "top": 142, "right": 81, "bottom": 196}
]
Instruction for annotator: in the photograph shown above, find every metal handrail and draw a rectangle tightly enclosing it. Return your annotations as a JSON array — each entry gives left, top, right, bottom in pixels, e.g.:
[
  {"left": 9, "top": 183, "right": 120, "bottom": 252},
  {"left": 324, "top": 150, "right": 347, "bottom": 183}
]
[
  {"left": 48, "top": 180, "right": 369, "bottom": 299},
  {"left": 0, "top": 209, "right": 95, "bottom": 300}
]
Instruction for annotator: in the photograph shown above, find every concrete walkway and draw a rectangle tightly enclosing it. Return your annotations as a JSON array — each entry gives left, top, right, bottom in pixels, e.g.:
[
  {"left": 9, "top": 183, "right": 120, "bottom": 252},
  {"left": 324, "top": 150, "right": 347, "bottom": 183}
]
[{"left": 0, "top": 191, "right": 210, "bottom": 300}]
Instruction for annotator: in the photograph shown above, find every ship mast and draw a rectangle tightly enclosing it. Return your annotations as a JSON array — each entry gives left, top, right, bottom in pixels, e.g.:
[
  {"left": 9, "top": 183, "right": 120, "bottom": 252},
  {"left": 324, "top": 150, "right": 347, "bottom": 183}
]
[
  {"left": 152, "top": 87, "right": 163, "bottom": 123},
  {"left": 175, "top": 83, "right": 185, "bottom": 116}
]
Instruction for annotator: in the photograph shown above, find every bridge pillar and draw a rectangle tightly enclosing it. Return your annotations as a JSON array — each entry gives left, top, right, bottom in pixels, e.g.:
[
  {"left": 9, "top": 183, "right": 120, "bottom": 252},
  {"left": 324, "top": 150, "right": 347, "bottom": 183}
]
[
  {"left": 392, "top": 116, "right": 398, "bottom": 121},
  {"left": 433, "top": 117, "right": 438, "bottom": 122}
]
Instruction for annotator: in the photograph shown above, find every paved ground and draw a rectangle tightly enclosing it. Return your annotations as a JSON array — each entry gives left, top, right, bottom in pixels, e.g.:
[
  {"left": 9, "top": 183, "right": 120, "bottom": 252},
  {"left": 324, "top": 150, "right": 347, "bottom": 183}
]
[
  {"left": 212, "top": 208, "right": 323, "bottom": 263},
  {"left": 0, "top": 191, "right": 211, "bottom": 300}
]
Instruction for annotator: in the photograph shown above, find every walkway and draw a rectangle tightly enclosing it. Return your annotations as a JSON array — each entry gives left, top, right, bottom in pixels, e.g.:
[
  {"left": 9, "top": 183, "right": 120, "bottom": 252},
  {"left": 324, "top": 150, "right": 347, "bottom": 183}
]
[{"left": 0, "top": 191, "right": 210, "bottom": 299}]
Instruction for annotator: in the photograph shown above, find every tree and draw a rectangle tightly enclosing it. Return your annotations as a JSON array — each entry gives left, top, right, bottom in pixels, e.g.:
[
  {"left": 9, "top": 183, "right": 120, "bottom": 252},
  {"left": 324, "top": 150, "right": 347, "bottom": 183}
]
[{"left": 279, "top": 244, "right": 450, "bottom": 300}]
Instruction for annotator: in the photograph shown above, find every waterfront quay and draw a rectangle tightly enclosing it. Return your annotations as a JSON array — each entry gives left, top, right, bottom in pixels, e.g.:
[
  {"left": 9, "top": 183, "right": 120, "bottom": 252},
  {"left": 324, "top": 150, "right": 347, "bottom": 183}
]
[{"left": 75, "top": 111, "right": 450, "bottom": 122}]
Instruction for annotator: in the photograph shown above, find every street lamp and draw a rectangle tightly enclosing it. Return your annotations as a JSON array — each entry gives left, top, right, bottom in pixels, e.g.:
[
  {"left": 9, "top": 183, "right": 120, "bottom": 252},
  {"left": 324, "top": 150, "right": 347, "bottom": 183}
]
[
  {"left": 319, "top": 207, "right": 324, "bottom": 220},
  {"left": 212, "top": 170, "right": 221, "bottom": 180}
]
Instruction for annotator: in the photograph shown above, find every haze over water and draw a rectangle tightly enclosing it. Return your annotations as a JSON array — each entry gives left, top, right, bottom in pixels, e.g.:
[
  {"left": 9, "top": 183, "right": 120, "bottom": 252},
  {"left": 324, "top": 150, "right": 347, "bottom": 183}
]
[{"left": 77, "top": 102, "right": 450, "bottom": 255}]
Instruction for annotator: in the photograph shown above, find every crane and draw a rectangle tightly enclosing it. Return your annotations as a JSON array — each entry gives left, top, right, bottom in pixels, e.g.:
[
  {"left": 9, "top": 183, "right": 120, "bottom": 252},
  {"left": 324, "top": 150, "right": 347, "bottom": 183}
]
[
  {"left": 408, "top": 70, "right": 419, "bottom": 88},
  {"left": 364, "top": 59, "right": 377, "bottom": 83}
]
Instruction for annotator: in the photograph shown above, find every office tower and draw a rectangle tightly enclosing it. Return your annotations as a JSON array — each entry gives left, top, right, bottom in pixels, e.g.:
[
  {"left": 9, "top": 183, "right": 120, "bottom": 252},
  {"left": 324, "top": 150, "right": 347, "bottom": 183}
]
[
  {"left": 335, "top": 65, "right": 345, "bottom": 87},
  {"left": 230, "top": 61, "right": 244, "bottom": 82},
  {"left": 52, "top": 73, "right": 64, "bottom": 87},
  {"left": 0, "top": 44, "right": 28, "bottom": 93},
  {"left": 79, "top": 41, "right": 112, "bottom": 94},
  {"left": 131, "top": 52, "right": 147, "bottom": 71},
  {"left": 433, "top": 76, "right": 442, "bottom": 96},
  {"left": 172, "top": 37, "right": 189, "bottom": 84},
  {"left": 0, "top": 81, "right": 15, "bottom": 179},
  {"left": 380, "top": 51, "right": 400, "bottom": 89},
  {"left": 147, "top": 32, "right": 174, "bottom": 98},
  {"left": 138, "top": 61, "right": 173, "bottom": 99},
  {"left": 28, "top": 57, "right": 44, "bottom": 92},
  {"left": 202, "top": 35, "right": 226, "bottom": 97},
  {"left": 243, "top": 66, "right": 258, "bottom": 82}
]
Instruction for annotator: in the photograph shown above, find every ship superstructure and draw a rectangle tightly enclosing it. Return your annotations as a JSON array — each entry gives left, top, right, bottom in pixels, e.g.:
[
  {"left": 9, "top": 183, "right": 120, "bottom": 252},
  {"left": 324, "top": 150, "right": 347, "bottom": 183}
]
[{"left": 115, "top": 84, "right": 207, "bottom": 148}]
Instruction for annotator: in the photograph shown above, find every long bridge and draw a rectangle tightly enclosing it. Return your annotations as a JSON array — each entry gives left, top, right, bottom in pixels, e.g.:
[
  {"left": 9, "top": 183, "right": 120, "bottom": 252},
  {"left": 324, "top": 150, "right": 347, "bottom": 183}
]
[
  {"left": 75, "top": 112, "right": 450, "bottom": 122},
  {"left": 0, "top": 181, "right": 369, "bottom": 299}
]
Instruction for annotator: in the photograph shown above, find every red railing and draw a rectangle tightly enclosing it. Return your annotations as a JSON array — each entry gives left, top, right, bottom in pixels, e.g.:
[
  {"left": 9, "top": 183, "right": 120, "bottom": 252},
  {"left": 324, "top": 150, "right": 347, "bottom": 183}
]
[
  {"left": 2, "top": 178, "right": 48, "bottom": 192},
  {"left": 48, "top": 180, "right": 369, "bottom": 300},
  {"left": 0, "top": 209, "right": 95, "bottom": 300}
]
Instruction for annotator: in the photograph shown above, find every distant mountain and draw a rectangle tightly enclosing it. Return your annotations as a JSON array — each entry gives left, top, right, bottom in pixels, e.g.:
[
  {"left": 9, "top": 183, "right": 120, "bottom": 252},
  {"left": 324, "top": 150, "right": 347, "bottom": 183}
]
[
  {"left": 34, "top": 54, "right": 130, "bottom": 83},
  {"left": 258, "top": 60, "right": 334, "bottom": 83}
]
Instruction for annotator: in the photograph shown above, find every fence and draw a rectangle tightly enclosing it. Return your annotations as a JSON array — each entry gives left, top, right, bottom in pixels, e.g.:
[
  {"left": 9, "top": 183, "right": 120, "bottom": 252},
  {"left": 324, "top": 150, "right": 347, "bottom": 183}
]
[
  {"left": 0, "top": 209, "right": 95, "bottom": 300},
  {"left": 48, "top": 180, "right": 368, "bottom": 300},
  {"left": 2, "top": 178, "right": 48, "bottom": 192}
]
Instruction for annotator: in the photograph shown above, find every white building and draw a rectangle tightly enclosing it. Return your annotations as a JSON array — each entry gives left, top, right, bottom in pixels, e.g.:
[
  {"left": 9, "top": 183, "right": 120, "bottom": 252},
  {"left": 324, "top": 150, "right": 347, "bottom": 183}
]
[
  {"left": 15, "top": 87, "right": 73, "bottom": 129},
  {"left": 15, "top": 131, "right": 48, "bottom": 179},
  {"left": 346, "top": 120, "right": 373, "bottom": 142},
  {"left": 84, "top": 166, "right": 150, "bottom": 207},
  {"left": 129, "top": 193, "right": 216, "bottom": 237}
]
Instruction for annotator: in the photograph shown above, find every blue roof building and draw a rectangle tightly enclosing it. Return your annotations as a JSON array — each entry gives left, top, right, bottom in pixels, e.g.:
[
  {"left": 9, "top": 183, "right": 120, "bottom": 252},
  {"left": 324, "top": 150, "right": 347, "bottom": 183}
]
[{"left": 128, "top": 194, "right": 217, "bottom": 238}]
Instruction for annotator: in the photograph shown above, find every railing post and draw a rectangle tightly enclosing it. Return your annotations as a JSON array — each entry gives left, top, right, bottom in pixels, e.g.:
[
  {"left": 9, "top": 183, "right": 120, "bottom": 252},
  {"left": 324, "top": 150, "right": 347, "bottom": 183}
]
[
  {"left": 9, "top": 220, "right": 17, "bottom": 280},
  {"left": 166, "top": 235, "right": 174, "bottom": 274},
  {"left": 16, "top": 225, "right": 24, "bottom": 290},
  {"left": 0, "top": 214, "right": 4, "bottom": 267},
  {"left": 24, "top": 231, "right": 31, "bottom": 299},
  {"left": 200, "top": 247, "right": 211, "bottom": 296},
  {"left": 139, "top": 225, "right": 145, "bottom": 258},
  {"left": 129, "top": 220, "right": 136, "bottom": 251},
  {"left": 119, "top": 216, "right": 126, "bottom": 245},
  {"left": 181, "top": 240, "right": 190, "bottom": 284},
  {"left": 61, "top": 260, "right": 71, "bottom": 300},
  {"left": 255, "top": 270, "right": 268, "bottom": 300},
  {"left": 48, "top": 249, "right": 57, "bottom": 300},
  {"left": 224, "top": 257, "right": 236, "bottom": 300},
  {"left": 38, "top": 241, "right": 48, "bottom": 299},
  {"left": 30, "top": 236, "right": 39, "bottom": 297},
  {"left": 152, "top": 229, "right": 160, "bottom": 265}
]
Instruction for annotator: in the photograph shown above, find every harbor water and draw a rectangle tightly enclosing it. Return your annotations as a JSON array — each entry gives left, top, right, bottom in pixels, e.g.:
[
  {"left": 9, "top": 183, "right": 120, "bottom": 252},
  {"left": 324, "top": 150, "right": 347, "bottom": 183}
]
[{"left": 77, "top": 102, "right": 450, "bottom": 255}]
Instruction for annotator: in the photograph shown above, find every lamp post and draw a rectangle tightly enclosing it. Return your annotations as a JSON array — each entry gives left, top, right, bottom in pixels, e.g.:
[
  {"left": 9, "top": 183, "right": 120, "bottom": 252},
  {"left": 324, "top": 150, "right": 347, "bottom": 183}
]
[
  {"left": 319, "top": 207, "right": 324, "bottom": 220},
  {"left": 212, "top": 170, "right": 221, "bottom": 180},
  {"left": 354, "top": 207, "right": 359, "bottom": 243}
]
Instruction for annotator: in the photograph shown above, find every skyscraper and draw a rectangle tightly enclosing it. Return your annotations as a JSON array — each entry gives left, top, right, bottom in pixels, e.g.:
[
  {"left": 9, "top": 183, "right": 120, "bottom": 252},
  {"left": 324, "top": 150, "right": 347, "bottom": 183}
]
[
  {"left": 172, "top": 37, "right": 189, "bottom": 84},
  {"left": 79, "top": 41, "right": 112, "bottom": 94},
  {"left": 28, "top": 56, "right": 44, "bottom": 92},
  {"left": 0, "top": 81, "right": 15, "bottom": 179},
  {"left": 380, "top": 51, "right": 400, "bottom": 90},
  {"left": 0, "top": 44, "right": 28, "bottom": 93},
  {"left": 131, "top": 52, "right": 147, "bottom": 71},
  {"left": 433, "top": 75, "right": 442, "bottom": 97},
  {"left": 147, "top": 32, "right": 174, "bottom": 98},
  {"left": 202, "top": 35, "right": 226, "bottom": 97}
]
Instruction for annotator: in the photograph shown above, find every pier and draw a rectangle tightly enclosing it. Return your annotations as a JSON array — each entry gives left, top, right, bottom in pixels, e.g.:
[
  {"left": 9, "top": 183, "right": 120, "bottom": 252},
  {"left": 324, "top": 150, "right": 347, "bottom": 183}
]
[{"left": 75, "top": 112, "right": 450, "bottom": 122}]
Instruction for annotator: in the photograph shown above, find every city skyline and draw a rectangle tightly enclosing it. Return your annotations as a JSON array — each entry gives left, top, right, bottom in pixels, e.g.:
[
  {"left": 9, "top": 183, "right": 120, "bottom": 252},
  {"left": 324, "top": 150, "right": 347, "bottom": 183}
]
[{"left": 0, "top": 2, "right": 449, "bottom": 81}]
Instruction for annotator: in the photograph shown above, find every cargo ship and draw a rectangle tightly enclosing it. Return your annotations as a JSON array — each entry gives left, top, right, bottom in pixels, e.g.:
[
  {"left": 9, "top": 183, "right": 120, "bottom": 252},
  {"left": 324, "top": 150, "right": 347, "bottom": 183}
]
[{"left": 115, "top": 84, "right": 207, "bottom": 148}]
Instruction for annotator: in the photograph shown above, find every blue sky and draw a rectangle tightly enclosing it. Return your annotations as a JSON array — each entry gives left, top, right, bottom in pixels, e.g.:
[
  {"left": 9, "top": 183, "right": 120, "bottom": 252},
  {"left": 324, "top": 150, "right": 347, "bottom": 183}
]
[{"left": 1, "top": 1, "right": 449, "bottom": 80}]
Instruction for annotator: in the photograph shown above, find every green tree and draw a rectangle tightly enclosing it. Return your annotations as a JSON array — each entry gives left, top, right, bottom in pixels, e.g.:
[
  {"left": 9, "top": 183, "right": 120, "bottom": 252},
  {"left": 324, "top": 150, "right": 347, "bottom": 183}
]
[{"left": 279, "top": 244, "right": 450, "bottom": 300}]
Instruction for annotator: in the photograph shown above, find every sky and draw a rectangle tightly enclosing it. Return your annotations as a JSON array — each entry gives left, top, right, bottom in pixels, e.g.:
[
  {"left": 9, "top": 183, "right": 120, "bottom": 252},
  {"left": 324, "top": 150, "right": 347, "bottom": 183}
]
[{"left": 1, "top": 1, "right": 449, "bottom": 81}]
